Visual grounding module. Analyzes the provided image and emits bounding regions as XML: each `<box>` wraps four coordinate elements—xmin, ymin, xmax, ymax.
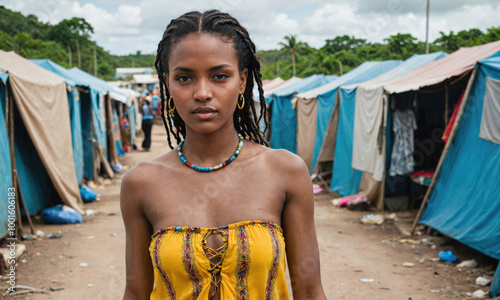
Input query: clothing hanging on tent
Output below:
<box><xmin>389</xmin><ymin>109</ymin><xmax>417</xmax><ymax>176</ymax></box>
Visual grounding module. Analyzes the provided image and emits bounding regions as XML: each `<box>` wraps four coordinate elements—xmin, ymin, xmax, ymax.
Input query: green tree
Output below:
<box><xmin>50</xmin><ymin>17</ymin><xmax>94</xmax><ymax>68</ymax></box>
<box><xmin>384</xmin><ymin>33</ymin><xmax>418</xmax><ymax>59</ymax></box>
<box><xmin>279</xmin><ymin>35</ymin><xmax>305</xmax><ymax>76</ymax></box>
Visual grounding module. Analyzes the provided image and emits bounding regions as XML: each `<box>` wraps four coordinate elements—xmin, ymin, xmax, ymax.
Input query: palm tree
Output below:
<box><xmin>279</xmin><ymin>35</ymin><xmax>304</xmax><ymax>76</ymax></box>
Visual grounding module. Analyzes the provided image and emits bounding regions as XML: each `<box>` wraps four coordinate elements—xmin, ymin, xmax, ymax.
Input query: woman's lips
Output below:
<box><xmin>192</xmin><ymin>107</ymin><xmax>218</xmax><ymax>120</ymax></box>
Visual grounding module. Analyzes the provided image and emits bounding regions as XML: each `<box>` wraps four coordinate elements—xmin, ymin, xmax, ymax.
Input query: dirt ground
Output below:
<box><xmin>1</xmin><ymin>124</ymin><xmax>497</xmax><ymax>300</ymax></box>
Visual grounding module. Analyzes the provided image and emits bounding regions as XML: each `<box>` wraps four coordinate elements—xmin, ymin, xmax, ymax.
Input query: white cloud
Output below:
<box><xmin>1</xmin><ymin>0</ymin><xmax>500</xmax><ymax>55</ymax></box>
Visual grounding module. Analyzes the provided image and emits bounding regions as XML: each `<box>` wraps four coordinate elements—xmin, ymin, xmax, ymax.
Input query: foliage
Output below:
<box><xmin>0</xmin><ymin>6</ymin><xmax>499</xmax><ymax>82</ymax></box>
<box><xmin>0</xmin><ymin>5</ymin><xmax>154</xmax><ymax>80</ymax></box>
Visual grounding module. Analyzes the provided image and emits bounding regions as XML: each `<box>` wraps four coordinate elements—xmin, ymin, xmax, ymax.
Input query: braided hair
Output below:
<box><xmin>155</xmin><ymin>10</ymin><xmax>269</xmax><ymax>149</ymax></box>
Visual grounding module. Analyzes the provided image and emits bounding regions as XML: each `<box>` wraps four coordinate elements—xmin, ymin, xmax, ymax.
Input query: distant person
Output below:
<box><xmin>120</xmin><ymin>10</ymin><xmax>326</xmax><ymax>300</ymax></box>
<box><xmin>151</xmin><ymin>89</ymin><xmax>162</xmax><ymax>119</ymax></box>
<box><xmin>140</xmin><ymin>96</ymin><xmax>154</xmax><ymax>151</ymax></box>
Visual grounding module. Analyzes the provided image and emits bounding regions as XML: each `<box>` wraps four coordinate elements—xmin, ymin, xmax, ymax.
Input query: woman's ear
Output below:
<box><xmin>239</xmin><ymin>68</ymin><xmax>248</xmax><ymax>94</ymax></box>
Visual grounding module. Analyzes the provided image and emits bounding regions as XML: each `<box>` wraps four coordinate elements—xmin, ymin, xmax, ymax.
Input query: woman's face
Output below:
<box><xmin>165</xmin><ymin>32</ymin><xmax>248</xmax><ymax>135</ymax></box>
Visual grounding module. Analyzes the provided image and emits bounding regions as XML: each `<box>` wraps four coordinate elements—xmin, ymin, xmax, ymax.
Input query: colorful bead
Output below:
<box><xmin>177</xmin><ymin>134</ymin><xmax>244</xmax><ymax>172</ymax></box>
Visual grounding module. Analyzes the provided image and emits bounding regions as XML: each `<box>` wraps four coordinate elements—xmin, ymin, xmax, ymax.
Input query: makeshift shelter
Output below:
<box><xmin>346</xmin><ymin>40</ymin><xmax>500</xmax><ymax>210</ymax></box>
<box><xmin>0</xmin><ymin>51</ymin><xmax>84</xmax><ymax>215</ymax></box>
<box><xmin>0</xmin><ymin>74</ymin><xmax>11</xmax><ymax>238</ymax></box>
<box><xmin>418</xmin><ymin>56</ymin><xmax>500</xmax><ymax>298</ymax></box>
<box><xmin>296</xmin><ymin>61</ymin><xmax>402</xmax><ymax>171</ymax></box>
<box><xmin>269</xmin><ymin>74</ymin><xmax>337</xmax><ymax>153</ymax></box>
<box><xmin>68</xmin><ymin>67</ymin><xmax>128</xmax><ymax>176</ymax></box>
<box><xmin>332</xmin><ymin>52</ymin><xmax>448</xmax><ymax>201</ymax></box>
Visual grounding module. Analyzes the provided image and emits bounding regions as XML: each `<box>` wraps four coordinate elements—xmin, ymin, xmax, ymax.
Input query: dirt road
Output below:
<box><xmin>4</xmin><ymin>124</ymin><xmax>496</xmax><ymax>299</ymax></box>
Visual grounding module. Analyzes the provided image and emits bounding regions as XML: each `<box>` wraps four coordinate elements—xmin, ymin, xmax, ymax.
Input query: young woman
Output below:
<box><xmin>121</xmin><ymin>10</ymin><xmax>326</xmax><ymax>300</ymax></box>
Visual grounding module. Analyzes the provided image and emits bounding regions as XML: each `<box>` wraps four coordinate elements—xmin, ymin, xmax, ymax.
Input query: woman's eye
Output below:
<box><xmin>176</xmin><ymin>75</ymin><xmax>191</xmax><ymax>82</ymax></box>
<box><xmin>214</xmin><ymin>74</ymin><xmax>229</xmax><ymax>80</ymax></box>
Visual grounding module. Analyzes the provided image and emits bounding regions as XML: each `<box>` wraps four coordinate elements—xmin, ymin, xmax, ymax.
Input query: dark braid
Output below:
<box><xmin>155</xmin><ymin>10</ymin><xmax>269</xmax><ymax>149</ymax></box>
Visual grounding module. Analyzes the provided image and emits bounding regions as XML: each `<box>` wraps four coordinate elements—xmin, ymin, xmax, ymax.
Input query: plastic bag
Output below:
<box><xmin>40</xmin><ymin>205</ymin><xmax>83</xmax><ymax>224</ymax></box>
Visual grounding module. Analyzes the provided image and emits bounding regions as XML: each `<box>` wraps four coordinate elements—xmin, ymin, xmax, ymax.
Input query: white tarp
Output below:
<box><xmin>479</xmin><ymin>76</ymin><xmax>500</xmax><ymax>144</ymax></box>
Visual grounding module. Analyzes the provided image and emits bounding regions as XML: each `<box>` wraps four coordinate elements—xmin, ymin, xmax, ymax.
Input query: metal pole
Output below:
<box><xmin>425</xmin><ymin>0</ymin><xmax>430</xmax><ymax>54</ymax></box>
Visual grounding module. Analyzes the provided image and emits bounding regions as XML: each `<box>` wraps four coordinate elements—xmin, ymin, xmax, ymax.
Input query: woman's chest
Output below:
<box><xmin>143</xmin><ymin>168</ymin><xmax>286</xmax><ymax>231</ymax></box>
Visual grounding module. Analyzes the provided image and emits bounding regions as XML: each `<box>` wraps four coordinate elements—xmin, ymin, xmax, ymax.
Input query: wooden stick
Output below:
<box><xmin>97</xmin><ymin>144</ymin><xmax>114</xmax><ymax>178</ymax></box>
<box><xmin>15</xmin><ymin>174</ymin><xmax>35</xmax><ymax>234</ymax></box>
<box><xmin>7</xmin><ymin>87</ymin><xmax>23</xmax><ymax>235</ymax></box>
<box><xmin>411</xmin><ymin>68</ymin><xmax>478</xmax><ymax>235</ymax></box>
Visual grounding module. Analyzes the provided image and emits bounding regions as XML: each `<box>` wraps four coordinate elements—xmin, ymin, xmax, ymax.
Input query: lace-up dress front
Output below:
<box><xmin>149</xmin><ymin>220</ymin><xmax>289</xmax><ymax>299</ymax></box>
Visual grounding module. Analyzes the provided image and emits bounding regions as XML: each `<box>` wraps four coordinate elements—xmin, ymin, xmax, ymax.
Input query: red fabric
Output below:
<box><xmin>412</xmin><ymin>170</ymin><xmax>434</xmax><ymax>178</ymax></box>
<box><xmin>442</xmin><ymin>90</ymin><xmax>465</xmax><ymax>143</ymax></box>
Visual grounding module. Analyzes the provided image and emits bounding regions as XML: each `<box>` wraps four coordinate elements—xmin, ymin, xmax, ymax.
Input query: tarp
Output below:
<box><xmin>296</xmin><ymin>60</ymin><xmax>402</xmax><ymax>172</ymax></box>
<box><xmin>419</xmin><ymin>56</ymin><xmax>500</xmax><ymax>297</ymax></box>
<box><xmin>385</xmin><ymin>40</ymin><xmax>500</xmax><ymax>94</ymax></box>
<box><xmin>0</xmin><ymin>51</ymin><xmax>84</xmax><ymax>214</ymax></box>
<box><xmin>262</xmin><ymin>77</ymin><xmax>285</xmax><ymax>91</ymax></box>
<box><xmin>329</xmin><ymin>87</ymin><xmax>363</xmax><ymax>196</ymax></box>
<box><xmin>264</xmin><ymin>76</ymin><xmax>302</xmax><ymax>104</ymax></box>
<box><xmin>68</xmin><ymin>67</ymin><xmax>129</xmax><ymax>104</ymax></box>
<box><xmin>0</xmin><ymin>79</ymin><xmax>12</xmax><ymax>238</ymax></box>
<box><xmin>269</xmin><ymin>74</ymin><xmax>337</xmax><ymax>153</ymax></box>
<box><xmin>31</xmin><ymin>59</ymin><xmax>84</xmax><ymax>185</ymax></box>
<box><xmin>352</xmin><ymin>52</ymin><xmax>448</xmax><ymax>182</ymax></box>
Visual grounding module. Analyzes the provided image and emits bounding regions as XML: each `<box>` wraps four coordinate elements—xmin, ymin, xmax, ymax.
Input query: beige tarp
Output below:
<box><xmin>0</xmin><ymin>51</ymin><xmax>84</xmax><ymax>214</ymax></box>
<box><xmin>296</xmin><ymin>97</ymin><xmax>318</xmax><ymax>168</ymax></box>
<box><xmin>263</xmin><ymin>77</ymin><xmax>285</xmax><ymax>91</ymax></box>
<box><xmin>385</xmin><ymin>40</ymin><xmax>500</xmax><ymax>94</ymax></box>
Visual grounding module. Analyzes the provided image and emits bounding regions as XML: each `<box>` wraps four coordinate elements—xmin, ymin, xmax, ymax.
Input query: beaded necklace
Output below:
<box><xmin>177</xmin><ymin>134</ymin><xmax>244</xmax><ymax>172</ymax></box>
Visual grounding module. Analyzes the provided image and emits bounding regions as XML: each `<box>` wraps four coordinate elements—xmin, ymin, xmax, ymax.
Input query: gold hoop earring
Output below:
<box><xmin>238</xmin><ymin>94</ymin><xmax>245</xmax><ymax>110</ymax></box>
<box><xmin>168</xmin><ymin>96</ymin><xmax>175</xmax><ymax>125</ymax></box>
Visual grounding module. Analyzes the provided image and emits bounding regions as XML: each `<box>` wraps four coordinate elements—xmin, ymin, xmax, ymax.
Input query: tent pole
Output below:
<box><xmin>445</xmin><ymin>85</ymin><xmax>449</xmax><ymax>125</ymax></box>
<box><xmin>411</xmin><ymin>68</ymin><xmax>478</xmax><ymax>235</ymax></box>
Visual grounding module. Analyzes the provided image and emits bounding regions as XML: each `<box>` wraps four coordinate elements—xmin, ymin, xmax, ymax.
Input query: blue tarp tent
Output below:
<box><xmin>31</xmin><ymin>60</ymin><xmax>84</xmax><ymax>184</ymax></box>
<box><xmin>0</xmin><ymin>74</ymin><xmax>11</xmax><ymax>238</ymax></box>
<box><xmin>419</xmin><ymin>57</ymin><xmax>500</xmax><ymax>297</ymax></box>
<box><xmin>0</xmin><ymin>51</ymin><xmax>84</xmax><ymax>216</ymax></box>
<box><xmin>269</xmin><ymin>74</ymin><xmax>337</xmax><ymax>153</ymax></box>
<box><xmin>295</xmin><ymin>61</ymin><xmax>402</xmax><ymax>172</ymax></box>
<box><xmin>331</xmin><ymin>52</ymin><xmax>448</xmax><ymax>196</ymax></box>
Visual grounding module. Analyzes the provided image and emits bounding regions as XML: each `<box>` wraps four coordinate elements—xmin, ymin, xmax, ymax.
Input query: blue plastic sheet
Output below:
<box><xmin>419</xmin><ymin>57</ymin><xmax>500</xmax><ymax>297</ymax></box>
<box><xmin>67</xmin><ymin>89</ymin><xmax>84</xmax><ymax>185</ymax></box>
<box><xmin>0</xmin><ymin>81</ymin><xmax>12</xmax><ymax>238</ymax></box>
<box><xmin>310</xmin><ymin>60</ymin><xmax>402</xmax><ymax>171</ymax></box>
<box><xmin>269</xmin><ymin>74</ymin><xmax>336</xmax><ymax>153</ymax></box>
<box><xmin>330</xmin><ymin>87</ymin><xmax>363</xmax><ymax>195</ymax></box>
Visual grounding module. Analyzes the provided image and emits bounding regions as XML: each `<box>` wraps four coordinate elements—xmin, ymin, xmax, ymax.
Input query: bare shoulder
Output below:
<box><xmin>120</xmin><ymin>149</ymin><xmax>178</xmax><ymax>203</ymax></box>
<box><xmin>257</xmin><ymin>146</ymin><xmax>309</xmax><ymax>176</ymax></box>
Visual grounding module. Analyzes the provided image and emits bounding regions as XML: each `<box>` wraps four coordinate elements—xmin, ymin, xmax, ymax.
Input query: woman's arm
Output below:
<box><xmin>120</xmin><ymin>164</ymin><xmax>154</xmax><ymax>300</ymax></box>
<box><xmin>279</xmin><ymin>151</ymin><xmax>327</xmax><ymax>299</ymax></box>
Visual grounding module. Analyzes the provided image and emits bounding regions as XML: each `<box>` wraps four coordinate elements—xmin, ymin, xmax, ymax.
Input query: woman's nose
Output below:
<box><xmin>193</xmin><ymin>78</ymin><xmax>213</xmax><ymax>102</ymax></box>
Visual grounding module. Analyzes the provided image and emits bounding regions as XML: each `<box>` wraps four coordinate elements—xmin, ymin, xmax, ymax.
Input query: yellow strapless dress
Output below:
<box><xmin>149</xmin><ymin>220</ymin><xmax>289</xmax><ymax>299</ymax></box>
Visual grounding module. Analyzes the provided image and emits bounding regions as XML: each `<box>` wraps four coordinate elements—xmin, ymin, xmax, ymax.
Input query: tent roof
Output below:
<box><xmin>384</xmin><ymin>40</ymin><xmax>500</xmax><ymax>94</ymax></box>
<box><xmin>264</xmin><ymin>76</ymin><xmax>302</xmax><ymax>98</ymax></box>
<box><xmin>0</xmin><ymin>51</ymin><xmax>66</xmax><ymax>86</ymax></box>
<box><xmin>272</xmin><ymin>74</ymin><xmax>336</xmax><ymax>97</ymax></box>
<box><xmin>350</xmin><ymin>52</ymin><xmax>448</xmax><ymax>90</ymax></box>
<box><xmin>297</xmin><ymin>60</ymin><xmax>402</xmax><ymax>99</ymax></box>
<box><xmin>132</xmin><ymin>74</ymin><xmax>158</xmax><ymax>84</ymax></box>
<box><xmin>263</xmin><ymin>77</ymin><xmax>285</xmax><ymax>91</ymax></box>
<box><xmin>30</xmin><ymin>59</ymin><xmax>80</xmax><ymax>87</ymax></box>
<box><xmin>68</xmin><ymin>67</ymin><xmax>128</xmax><ymax>103</ymax></box>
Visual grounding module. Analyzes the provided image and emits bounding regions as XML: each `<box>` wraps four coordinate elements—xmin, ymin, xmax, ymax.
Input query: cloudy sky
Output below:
<box><xmin>2</xmin><ymin>0</ymin><xmax>500</xmax><ymax>55</ymax></box>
